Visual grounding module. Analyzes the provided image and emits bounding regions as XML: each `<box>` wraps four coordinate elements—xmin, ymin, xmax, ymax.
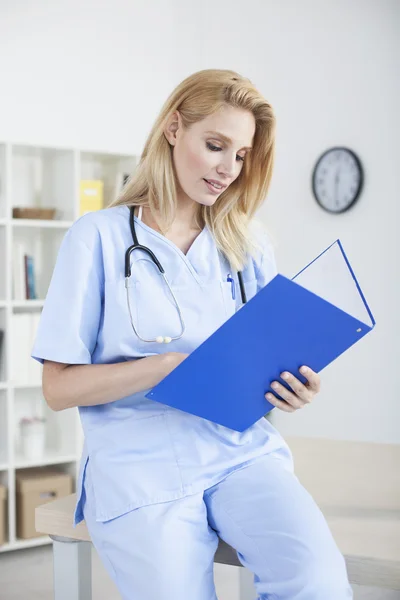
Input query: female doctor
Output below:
<box><xmin>32</xmin><ymin>69</ymin><xmax>352</xmax><ymax>600</ymax></box>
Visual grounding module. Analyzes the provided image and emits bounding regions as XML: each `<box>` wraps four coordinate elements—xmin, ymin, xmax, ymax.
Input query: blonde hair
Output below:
<box><xmin>108</xmin><ymin>69</ymin><xmax>276</xmax><ymax>271</ymax></box>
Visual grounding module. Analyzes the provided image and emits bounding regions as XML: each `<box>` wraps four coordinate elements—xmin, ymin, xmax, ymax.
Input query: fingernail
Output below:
<box><xmin>281</xmin><ymin>372</ymin><xmax>289</xmax><ymax>380</ymax></box>
<box><xmin>271</xmin><ymin>382</ymin><xmax>279</xmax><ymax>389</ymax></box>
<box><xmin>300</xmin><ymin>366</ymin><xmax>308</xmax><ymax>374</ymax></box>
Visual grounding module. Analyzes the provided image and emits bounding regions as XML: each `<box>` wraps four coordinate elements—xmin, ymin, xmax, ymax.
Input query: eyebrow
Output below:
<box><xmin>205</xmin><ymin>130</ymin><xmax>253</xmax><ymax>151</ymax></box>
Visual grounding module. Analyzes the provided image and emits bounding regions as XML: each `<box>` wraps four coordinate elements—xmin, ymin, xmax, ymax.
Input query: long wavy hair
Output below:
<box><xmin>108</xmin><ymin>68</ymin><xmax>276</xmax><ymax>271</ymax></box>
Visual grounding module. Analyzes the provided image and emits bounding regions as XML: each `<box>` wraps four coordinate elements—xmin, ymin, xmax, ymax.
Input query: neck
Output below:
<box><xmin>141</xmin><ymin>198</ymin><xmax>203</xmax><ymax>234</ymax></box>
<box><xmin>173</xmin><ymin>198</ymin><xmax>202</xmax><ymax>231</ymax></box>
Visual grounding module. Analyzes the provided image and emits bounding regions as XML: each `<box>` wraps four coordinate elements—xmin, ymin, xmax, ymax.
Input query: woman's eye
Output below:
<box><xmin>206</xmin><ymin>142</ymin><xmax>245</xmax><ymax>163</ymax></box>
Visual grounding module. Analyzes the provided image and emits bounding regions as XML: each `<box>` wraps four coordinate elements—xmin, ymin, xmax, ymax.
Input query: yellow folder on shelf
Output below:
<box><xmin>79</xmin><ymin>180</ymin><xmax>104</xmax><ymax>216</ymax></box>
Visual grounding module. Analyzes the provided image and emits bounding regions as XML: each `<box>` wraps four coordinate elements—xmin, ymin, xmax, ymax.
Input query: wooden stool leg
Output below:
<box><xmin>238</xmin><ymin>566</ymin><xmax>256</xmax><ymax>600</ymax></box>
<box><xmin>50</xmin><ymin>535</ymin><xmax>92</xmax><ymax>600</ymax></box>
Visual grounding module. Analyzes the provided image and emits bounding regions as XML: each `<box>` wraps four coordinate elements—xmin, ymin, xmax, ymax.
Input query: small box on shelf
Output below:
<box><xmin>79</xmin><ymin>180</ymin><xmax>104</xmax><ymax>216</ymax></box>
<box><xmin>12</xmin><ymin>207</ymin><xmax>57</xmax><ymax>220</ymax></box>
<box><xmin>16</xmin><ymin>468</ymin><xmax>73</xmax><ymax>539</ymax></box>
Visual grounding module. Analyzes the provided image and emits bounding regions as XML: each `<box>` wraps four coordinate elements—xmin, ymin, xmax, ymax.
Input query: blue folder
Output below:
<box><xmin>146</xmin><ymin>240</ymin><xmax>376</xmax><ymax>431</ymax></box>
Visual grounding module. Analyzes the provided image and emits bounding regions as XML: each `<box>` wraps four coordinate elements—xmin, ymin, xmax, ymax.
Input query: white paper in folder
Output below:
<box><xmin>292</xmin><ymin>240</ymin><xmax>374</xmax><ymax>327</ymax></box>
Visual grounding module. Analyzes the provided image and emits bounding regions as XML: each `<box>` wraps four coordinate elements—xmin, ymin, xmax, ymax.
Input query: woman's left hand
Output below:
<box><xmin>265</xmin><ymin>366</ymin><xmax>321</xmax><ymax>413</ymax></box>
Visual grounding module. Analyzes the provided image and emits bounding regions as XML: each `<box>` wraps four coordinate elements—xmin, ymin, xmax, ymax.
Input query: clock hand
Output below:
<box><xmin>334</xmin><ymin>170</ymin><xmax>340</xmax><ymax>207</ymax></box>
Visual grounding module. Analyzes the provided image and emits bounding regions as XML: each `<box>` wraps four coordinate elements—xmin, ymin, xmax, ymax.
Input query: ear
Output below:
<box><xmin>164</xmin><ymin>110</ymin><xmax>181</xmax><ymax>146</ymax></box>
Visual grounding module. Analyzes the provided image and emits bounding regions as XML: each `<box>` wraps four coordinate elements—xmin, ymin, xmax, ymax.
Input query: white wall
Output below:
<box><xmin>1</xmin><ymin>0</ymin><xmax>398</xmax><ymax>443</ymax></box>
<box><xmin>0</xmin><ymin>0</ymin><xmax>177</xmax><ymax>154</ymax></box>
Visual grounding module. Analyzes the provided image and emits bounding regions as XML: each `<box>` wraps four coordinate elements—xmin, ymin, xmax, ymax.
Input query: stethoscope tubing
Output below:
<box><xmin>124</xmin><ymin>206</ymin><xmax>247</xmax><ymax>343</ymax></box>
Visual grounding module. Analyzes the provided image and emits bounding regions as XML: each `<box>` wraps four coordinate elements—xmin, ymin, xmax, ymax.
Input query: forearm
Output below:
<box><xmin>44</xmin><ymin>353</ymin><xmax>178</xmax><ymax>411</ymax></box>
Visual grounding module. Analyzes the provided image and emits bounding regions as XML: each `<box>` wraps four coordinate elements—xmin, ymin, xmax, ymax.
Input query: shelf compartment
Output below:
<box><xmin>0</xmin><ymin>309</ymin><xmax>7</xmax><ymax>382</ymax></box>
<box><xmin>80</xmin><ymin>149</ymin><xmax>137</xmax><ymax>210</ymax></box>
<box><xmin>10</xmin><ymin>307</ymin><xmax>43</xmax><ymax>385</ymax></box>
<box><xmin>0</xmin><ymin>391</ymin><xmax>8</xmax><ymax>466</ymax></box>
<box><xmin>14</xmin><ymin>388</ymin><xmax>78</xmax><ymax>461</ymax></box>
<box><xmin>11</xmin><ymin>145</ymin><xmax>76</xmax><ymax>222</ymax></box>
<box><xmin>11</xmin><ymin>224</ymin><xmax>66</xmax><ymax>301</ymax></box>
<box><xmin>0</xmin><ymin>143</ymin><xmax>7</xmax><ymax>220</ymax></box>
<box><xmin>0</xmin><ymin>225</ymin><xmax>6</xmax><ymax>301</ymax></box>
<box><xmin>0</xmin><ymin>470</ymin><xmax>9</xmax><ymax>548</ymax></box>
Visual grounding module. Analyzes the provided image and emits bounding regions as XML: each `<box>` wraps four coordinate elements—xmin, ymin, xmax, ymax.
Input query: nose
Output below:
<box><xmin>217</xmin><ymin>153</ymin><xmax>237</xmax><ymax>181</ymax></box>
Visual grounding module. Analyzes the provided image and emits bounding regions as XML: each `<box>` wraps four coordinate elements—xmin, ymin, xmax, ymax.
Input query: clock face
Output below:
<box><xmin>312</xmin><ymin>147</ymin><xmax>363</xmax><ymax>213</ymax></box>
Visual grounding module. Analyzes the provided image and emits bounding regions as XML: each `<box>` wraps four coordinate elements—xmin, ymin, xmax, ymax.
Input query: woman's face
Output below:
<box><xmin>165</xmin><ymin>105</ymin><xmax>255</xmax><ymax>208</ymax></box>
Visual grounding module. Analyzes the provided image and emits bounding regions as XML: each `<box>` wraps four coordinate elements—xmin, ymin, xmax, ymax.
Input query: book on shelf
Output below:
<box><xmin>114</xmin><ymin>172</ymin><xmax>130</xmax><ymax>202</ymax></box>
<box><xmin>13</xmin><ymin>241</ymin><xmax>25</xmax><ymax>301</ymax></box>
<box><xmin>13</xmin><ymin>242</ymin><xmax>38</xmax><ymax>301</ymax></box>
<box><xmin>24</xmin><ymin>255</ymin><xmax>37</xmax><ymax>300</ymax></box>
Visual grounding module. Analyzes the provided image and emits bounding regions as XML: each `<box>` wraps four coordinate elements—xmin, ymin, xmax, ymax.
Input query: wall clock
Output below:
<box><xmin>312</xmin><ymin>147</ymin><xmax>363</xmax><ymax>213</ymax></box>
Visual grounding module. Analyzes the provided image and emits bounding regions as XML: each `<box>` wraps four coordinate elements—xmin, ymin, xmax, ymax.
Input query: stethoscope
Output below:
<box><xmin>125</xmin><ymin>205</ymin><xmax>247</xmax><ymax>344</ymax></box>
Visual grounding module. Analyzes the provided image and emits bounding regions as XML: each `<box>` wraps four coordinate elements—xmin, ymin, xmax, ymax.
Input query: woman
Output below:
<box><xmin>32</xmin><ymin>69</ymin><xmax>352</xmax><ymax>599</ymax></box>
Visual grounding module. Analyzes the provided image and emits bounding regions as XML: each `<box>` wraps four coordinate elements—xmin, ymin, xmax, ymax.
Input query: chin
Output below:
<box><xmin>196</xmin><ymin>197</ymin><xmax>219</xmax><ymax>208</ymax></box>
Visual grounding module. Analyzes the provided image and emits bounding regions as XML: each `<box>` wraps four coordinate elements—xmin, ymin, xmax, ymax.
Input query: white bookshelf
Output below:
<box><xmin>0</xmin><ymin>141</ymin><xmax>138</xmax><ymax>552</ymax></box>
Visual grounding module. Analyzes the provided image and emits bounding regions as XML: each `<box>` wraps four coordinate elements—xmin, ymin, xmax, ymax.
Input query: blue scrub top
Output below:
<box><xmin>32</xmin><ymin>205</ymin><xmax>291</xmax><ymax>524</ymax></box>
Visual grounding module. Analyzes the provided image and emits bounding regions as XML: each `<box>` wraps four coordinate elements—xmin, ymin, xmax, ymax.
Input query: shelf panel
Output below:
<box><xmin>12</xmin><ymin>300</ymin><xmax>44</xmax><ymax>309</ymax></box>
<box><xmin>81</xmin><ymin>149</ymin><xmax>136</xmax><ymax>163</ymax></box>
<box><xmin>11</xmin><ymin>219</ymin><xmax>73</xmax><ymax>229</ymax></box>
<box><xmin>11</xmin><ymin>381</ymin><xmax>42</xmax><ymax>389</ymax></box>
<box><xmin>0</xmin><ymin>535</ymin><xmax>51</xmax><ymax>553</ymax></box>
<box><xmin>0</xmin><ymin>463</ymin><xmax>8</xmax><ymax>471</ymax></box>
<box><xmin>15</xmin><ymin>453</ymin><xmax>78</xmax><ymax>469</ymax></box>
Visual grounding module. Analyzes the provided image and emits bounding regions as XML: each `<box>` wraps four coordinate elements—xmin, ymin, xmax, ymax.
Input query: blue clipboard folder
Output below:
<box><xmin>146</xmin><ymin>239</ymin><xmax>376</xmax><ymax>432</ymax></box>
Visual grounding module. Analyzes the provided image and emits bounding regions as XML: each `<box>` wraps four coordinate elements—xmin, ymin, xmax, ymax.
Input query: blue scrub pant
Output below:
<box><xmin>82</xmin><ymin>451</ymin><xmax>353</xmax><ymax>600</ymax></box>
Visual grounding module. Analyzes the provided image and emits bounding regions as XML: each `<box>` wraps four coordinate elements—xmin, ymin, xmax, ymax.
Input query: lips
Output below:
<box><xmin>204</xmin><ymin>179</ymin><xmax>226</xmax><ymax>190</ymax></box>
